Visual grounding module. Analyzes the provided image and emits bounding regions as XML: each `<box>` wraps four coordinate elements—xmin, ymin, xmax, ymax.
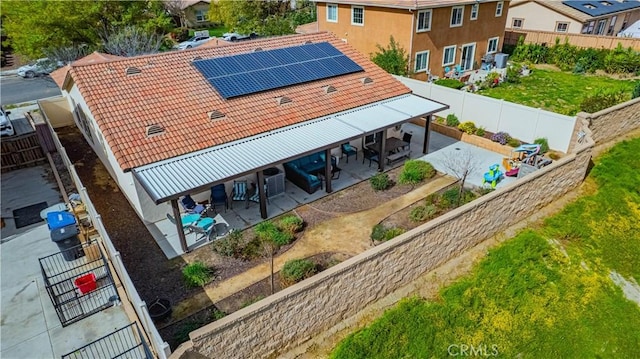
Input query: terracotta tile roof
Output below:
<box><xmin>296</xmin><ymin>22</ymin><xmax>319</xmax><ymax>34</ymax></box>
<box><xmin>66</xmin><ymin>32</ymin><xmax>411</xmax><ymax>171</ymax></box>
<box><xmin>198</xmin><ymin>37</ymin><xmax>234</xmax><ymax>48</ymax></box>
<box><xmin>314</xmin><ymin>0</ymin><xmax>497</xmax><ymax>9</ymax></box>
<box><xmin>50</xmin><ymin>52</ymin><xmax>125</xmax><ymax>88</ymax></box>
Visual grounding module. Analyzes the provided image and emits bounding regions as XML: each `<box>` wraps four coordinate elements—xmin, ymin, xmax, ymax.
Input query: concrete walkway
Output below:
<box><xmin>170</xmin><ymin>175</ymin><xmax>456</xmax><ymax>321</ymax></box>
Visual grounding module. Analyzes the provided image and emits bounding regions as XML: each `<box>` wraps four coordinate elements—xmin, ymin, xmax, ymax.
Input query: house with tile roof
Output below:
<box><xmin>50</xmin><ymin>31</ymin><xmax>447</xmax><ymax>253</ymax></box>
<box><xmin>507</xmin><ymin>0</ymin><xmax>640</xmax><ymax>35</ymax></box>
<box><xmin>311</xmin><ymin>0</ymin><xmax>510</xmax><ymax>80</ymax></box>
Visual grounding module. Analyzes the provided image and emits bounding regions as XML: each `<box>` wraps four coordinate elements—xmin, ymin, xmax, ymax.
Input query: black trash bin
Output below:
<box><xmin>50</xmin><ymin>224</ymin><xmax>84</xmax><ymax>261</ymax></box>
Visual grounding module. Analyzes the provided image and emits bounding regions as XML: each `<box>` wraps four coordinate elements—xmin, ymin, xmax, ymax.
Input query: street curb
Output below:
<box><xmin>0</xmin><ymin>70</ymin><xmax>20</xmax><ymax>77</ymax></box>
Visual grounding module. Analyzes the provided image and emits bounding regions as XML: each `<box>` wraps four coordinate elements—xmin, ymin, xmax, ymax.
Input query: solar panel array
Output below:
<box><xmin>193</xmin><ymin>42</ymin><xmax>364</xmax><ymax>99</ymax></box>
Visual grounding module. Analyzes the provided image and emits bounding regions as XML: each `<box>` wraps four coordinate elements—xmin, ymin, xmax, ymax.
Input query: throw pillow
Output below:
<box><xmin>344</xmin><ymin>144</ymin><xmax>352</xmax><ymax>151</ymax></box>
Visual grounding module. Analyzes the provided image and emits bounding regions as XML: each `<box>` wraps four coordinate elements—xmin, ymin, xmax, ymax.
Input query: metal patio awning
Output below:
<box><xmin>133</xmin><ymin>94</ymin><xmax>448</xmax><ymax>203</ymax></box>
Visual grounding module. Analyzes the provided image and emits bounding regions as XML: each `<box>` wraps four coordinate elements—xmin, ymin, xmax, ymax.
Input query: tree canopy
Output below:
<box><xmin>2</xmin><ymin>0</ymin><xmax>172</xmax><ymax>59</ymax></box>
<box><xmin>370</xmin><ymin>36</ymin><xmax>409</xmax><ymax>76</ymax></box>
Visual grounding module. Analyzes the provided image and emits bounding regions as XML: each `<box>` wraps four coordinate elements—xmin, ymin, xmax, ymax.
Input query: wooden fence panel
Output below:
<box><xmin>1</xmin><ymin>133</ymin><xmax>46</xmax><ymax>172</ymax></box>
<box><xmin>504</xmin><ymin>29</ymin><xmax>640</xmax><ymax>50</ymax></box>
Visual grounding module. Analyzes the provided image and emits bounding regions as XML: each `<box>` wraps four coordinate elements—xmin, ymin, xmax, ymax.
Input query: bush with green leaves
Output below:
<box><xmin>475</xmin><ymin>127</ymin><xmax>486</xmax><ymax>137</ymax></box>
<box><xmin>370</xmin><ymin>36</ymin><xmax>409</xmax><ymax>76</ymax></box>
<box><xmin>371</xmin><ymin>223</ymin><xmax>405</xmax><ymax>242</ymax></box>
<box><xmin>603</xmin><ymin>44</ymin><xmax>640</xmax><ymax>74</ymax></box>
<box><xmin>409</xmin><ymin>204</ymin><xmax>438</xmax><ymax>222</ymax></box>
<box><xmin>255</xmin><ymin>220</ymin><xmax>294</xmax><ymax>246</ymax></box>
<box><xmin>277</xmin><ymin>215</ymin><xmax>304</xmax><ymax>236</ymax></box>
<box><xmin>633</xmin><ymin>81</ymin><xmax>640</xmax><ymax>99</ymax></box>
<box><xmin>458</xmin><ymin>121</ymin><xmax>477</xmax><ymax>134</ymax></box>
<box><xmin>579</xmin><ymin>88</ymin><xmax>629</xmax><ymax>113</ymax></box>
<box><xmin>445</xmin><ymin>114</ymin><xmax>460</xmax><ymax>127</ymax></box>
<box><xmin>398</xmin><ymin>160</ymin><xmax>436</xmax><ymax>185</ymax></box>
<box><xmin>370</xmin><ymin>172</ymin><xmax>391</xmax><ymax>191</ymax></box>
<box><xmin>507</xmin><ymin>138</ymin><xmax>521</xmax><ymax>147</ymax></box>
<box><xmin>182</xmin><ymin>261</ymin><xmax>214</xmax><ymax>288</ymax></box>
<box><xmin>505</xmin><ymin>65</ymin><xmax>521</xmax><ymax>84</ymax></box>
<box><xmin>212</xmin><ymin>229</ymin><xmax>244</xmax><ymax>258</ymax></box>
<box><xmin>438</xmin><ymin>188</ymin><xmax>476</xmax><ymax>209</ymax></box>
<box><xmin>534</xmin><ymin>138</ymin><xmax>550</xmax><ymax>153</ymax></box>
<box><xmin>384</xmin><ymin>227</ymin><xmax>406</xmax><ymax>241</ymax></box>
<box><xmin>434</xmin><ymin>78</ymin><xmax>465</xmax><ymax>89</ymax></box>
<box><xmin>280</xmin><ymin>259</ymin><xmax>317</xmax><ymax>285</ymax></box>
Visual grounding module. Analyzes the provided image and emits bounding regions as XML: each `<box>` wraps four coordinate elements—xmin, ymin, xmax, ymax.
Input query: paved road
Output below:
<box><xmin>0</xmin><ymin>75</ymin><xmax>62</xmax><ymax>106</ymax></box>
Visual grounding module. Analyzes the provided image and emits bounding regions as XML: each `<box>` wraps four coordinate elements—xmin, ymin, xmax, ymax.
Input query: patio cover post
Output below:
<box><xmin>423</xmin><ymin>115</ymin><xmax>432</xmax><ymax>154</ymax></box>
<box><xmin>170</xmin><ymin>199</ymin><xmax>188</xmax><ymax>253</ymax></box>
<box><xmin>378</xmin><ymin>129</ymin><xmax>387</xmax><ymax>172</ymax></box>
<box><xmin>257</xmin><ymin>170</ymin><xmax>267</xmax><ymax>219</ymax></box>
<box><xmin>324</xmin><ymin>148</ymin><xmax>332</xmax><ymax>193</ymax></box>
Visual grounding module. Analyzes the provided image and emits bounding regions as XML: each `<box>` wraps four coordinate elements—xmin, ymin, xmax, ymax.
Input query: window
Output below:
<box><xmin>195</xmin><ymin>10</ymin><xmax>208</xmax><ymax>22</ymax></box>
<box><xmin>608</xmin><ymin>15</ymin><xmax>617</xmax><ymax>35</ymax></box>
<box><xmin>451</xmin><ymin>6</ymin><xmax>464</xmax><ymax>27</ymax></box>
<box><xmin>415</xmin><ymin>51</ymin><xmax>430</xmax><ymax>72</ymax></box>
<box><xmin>584</xmin><ymin>4</ymin><xmax>596</xmax><ymax>9</ymax></box>
<box><xmin>582</xmin><ymin>21</ymin><xmax>595</xmax><ymax>34</ymax></box>
<box><xmin>487</xmin><ymin>37</ymin><xmax>499</xmax><ymax>53</ymax></box>
<box><xmin>351</xmin><ymin>6</ymin><xmax>364</xmax><ymax>25</ymax></box>
<box><xmin>443</xmin><ymin>46</ymin><xmax>456</xmax><ymax>66</ymax></box>
<box><xmin>327</xmin><ymin>4</ymin><xmax>338</xmax><ymax>22</ymax></box>
<box><xmin>496</xmin><ymin>1</ymin><xmax>504</xmax><ymax>16</ymax></box>
<box><xmin>555</xmin><ymin>22</ymin><xmax>569</xmax><ymax>32</ymax></box>
<box><xmin>596</xmin><ymin>19</ymin><xmax>607</xmax><ymax>35</ymax></box>
<box><xmin>74</xmin><ymin>105</ymin><xmax>94</xmax><ymax>144</ymax></box>
<box><xmin>417</xmin><ymin>10</ymin><xmax>432</xmax><ymax>32</ymax></box>
<box><xmin>471</xmin><ymin>3</ymin><xmax>479</xmax><ymax>20</ymax></box>
<box><xmin>512</xmin><ymin>18</ymin><xmax>523</xmax><ymax>28</ymax></box>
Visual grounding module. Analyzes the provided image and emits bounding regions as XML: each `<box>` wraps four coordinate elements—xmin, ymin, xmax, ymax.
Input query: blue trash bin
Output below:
<box><xmin>47</xmin><ymin>211</ymin><xmax>76</xmax><ymax>230</ymax></box>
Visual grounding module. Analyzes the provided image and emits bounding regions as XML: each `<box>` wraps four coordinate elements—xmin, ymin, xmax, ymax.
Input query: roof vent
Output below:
<box><xmin>145</xmin><ymin>124</ymin><xmax>165</xmax><ymax>137</ymax></box>
<box><xmin>208</xmin><ymin>110</ymin><xmax>226</xmax><ymax>120</ymax></box>
<box><xmin>361</xmin><ymin>77</ymin><xmax>374</xmax><ymax>84</ymax></box>
<box><xmin>277</xmin><ymin>96</ymin><xmax>293</xmax><ymax>105</ymax></box>
<box><xmin>324</xmin><ymin>85</ymin><xmax>337</xmax><ymax>94</ymax></box>
<box><xmin>304</xmin><ymin>40</ymin><xmax>313</xmax><ymax>44</ymax></box>
<box><xmin>193</xmin><ymin>56</ymin><xmax>203</xmax><ymax>61</ymax></box>
<box><xmin>125</xmin><ymin>67</ymin><xmax>142</xmax><ymax>76</ymax></box>
<box><xmin>253</xmin><ymin>47</ymin><xmax>263</xmax><ymax>52</ymax></box>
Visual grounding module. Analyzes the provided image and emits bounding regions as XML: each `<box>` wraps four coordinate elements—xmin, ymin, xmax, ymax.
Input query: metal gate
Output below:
<box><xmin>61</xmin><ymin>322</ymin><xmax>153</xmax><ymax>359</ymax></box>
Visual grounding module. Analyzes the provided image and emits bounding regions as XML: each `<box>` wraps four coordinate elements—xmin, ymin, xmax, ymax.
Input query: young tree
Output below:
<box><xmin>101</xmin><ymin>26</ymin><xmax>163</xmax><ymax>57</ymax></box>
<box><xmin>370</xmin><ymin>36</ymin><xmax>409</xmax><ymax>76</ymax></box>
<box><xmin>439</xmin><ymin>149</ymin><xmax>479</xmax><ymax>206</ymax></box>
<box><xmin>209</xmin><ymin>0</ymin><xmax>297</xmax><ymax>36</ymax></box>
<box><xmin>43</xmin><ymin>45</ymin><xmax>91</xmax><ymax>65</ymax></box>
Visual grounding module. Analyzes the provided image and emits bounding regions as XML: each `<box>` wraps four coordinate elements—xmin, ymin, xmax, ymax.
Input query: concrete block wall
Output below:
<box><xmin>577</xmin><ymin>97</ymin><xmax>640</xmax><ymax>146</ymax></box>
<box><xmin>184</xmin><ymin>141</ymin><xmax>594</xmax><ymax>359</ymax></box>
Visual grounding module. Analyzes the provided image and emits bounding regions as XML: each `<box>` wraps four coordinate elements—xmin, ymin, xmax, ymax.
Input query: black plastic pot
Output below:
<box><xmin>148</xmin><ymin>298</ymin><xmax>172</xmax><ymax>322</ymax></box>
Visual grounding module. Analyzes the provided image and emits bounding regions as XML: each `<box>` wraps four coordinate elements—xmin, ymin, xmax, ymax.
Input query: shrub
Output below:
<box><xmin>398</xmin><ymin>160</ymin><xmax>436</xmax><ymax>185</ymax></box>
<box><xmin>212</xmin><ymin>229</ymin><xmax>243</xmax><ymax>257</ymax></box>
<box><xmin>409</xmin><ymin>204</ymin><xmax>438</xmax><ymax>222</ymax></box>
<box><xmin>384</xmin><ymin>227</ymin><xmax>406</xmax><ymax>241</ymax></box>
<box><xmin>483</xmin><ymin>72</ymin><xmax>501</xmax><ymax>87</ymax></box>
<box><xmin>182</xmin><ymin>261</ymin><xmax>214</xmax><ymax>288</ymax></box>
<box><xmin>434</xmin><ymin>78</ymin><xmax>465</xmax><ymax>89</ymax></box>
<box><xmin>491</xmin><ymin>131</ymin><xmax>511</xmax><ymax>145</ymax></box>
<box><xmin>505</xmin><ymin>65</ymin><xmax>521</xmax><ymax>84</ymax></box>
<box><xmin>603</xmin><ymin>44</ymin><xmax>640</xmax><ymax>74</ymax></box>
<box><xmin>277</xmin><ymin>215</ymin><xmax>304</xmax><ymax>236</ymax></box>
<box><xmin>255</xmin><ymin>220</ymin><xmax>294</xmax><ymax>246</ymax></box>
<box><xmin>475</xmin><ymin>127</ymin><xmax>486</xmax><ymax>137</ymax></box>
<box><xmin>280</xmin><ymin>259</ymin><xmax>317</xmax><ymax>285</ymax></box>
<box><xmin>633</xmin><ymin>81</ymin><xmax>640</xmax><ymax>99</ymax></box>
<box><xmin>507</xmin><ymin>138</ymin><xmax>521</xmax><ymax>147</ymax></box>
<box><xmin>534</xmin><ymin>138</ymin><xmax>550</xmax><ymax>153</ymax></box>
<box><xmin>438</xmin><ymin>188</ymin><xmax>476</xmax><ymax>209</ymax></box>
<box><xmin>579</xmin><ymin>89</ymin><xmax>628</xmax><ymax>113</ymax></box>
<box><xmin>371</xmin><ymin>223</ymin><xmax>387</xmax><ymax>242</ymax></box>
<box><xmin>370</xmin><ymin>172</ymin><xmax>391</xmax><ymax>191</ymax></box>
<box><xmin>445</xmin><ymin>114</ymin><xmax>460</xmax><ymax>127</ymax></box>
<box><xmin>458</xmin><ymin>121</ymin><xmax>477</xmax><ymax>134</ymax></box>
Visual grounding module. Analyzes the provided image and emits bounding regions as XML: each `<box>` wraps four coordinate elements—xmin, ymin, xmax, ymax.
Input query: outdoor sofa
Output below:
<box><xmin>283</xmin><ymin>151</ymin><xmax>336</xmax><ymax>194</ymax></box>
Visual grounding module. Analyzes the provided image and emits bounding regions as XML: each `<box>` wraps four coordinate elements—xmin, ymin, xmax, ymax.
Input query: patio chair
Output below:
<box><xmin>230</xmin><ymin>180</ymin><xmax>249</xmax><ymax>209</ymax></box>
<box><xmin>362</xmin><ymin>148</ymin><xmax>380</xmax><ymax>167</ymax></box>
<box><xmin>180</xmin><ymin>195</ymin><xmax>205</xmax><ymax>214</ymax></box>
<box><xmin>341</xmin><ymin>143</ymin><xmax>358</xmax><ymax>163</ymax></box>
<box><xmin>402</xmin><ymin>132</ymin><xmax>412</xmax><ymax>151</ymax></box>
<box><xmin>209</xmin><ymin>184</ymin><xmax>228</xmax><ymax>213</ymax></box>
<box><xmin>187</xmin><ymin>222</ymin><xmax>215</xmax><ymax>242</ymax></box>
<box><xmin>249</xmin><ymin>183</ymin><xmax>269</xmax><ymax>205</ymax></box>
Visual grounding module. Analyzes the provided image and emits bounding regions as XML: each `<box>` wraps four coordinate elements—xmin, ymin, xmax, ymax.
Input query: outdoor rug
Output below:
<box><xmin>13</xmin><ymin>201</ymin><xmax>48</xmax><ymax>228</ymax></box>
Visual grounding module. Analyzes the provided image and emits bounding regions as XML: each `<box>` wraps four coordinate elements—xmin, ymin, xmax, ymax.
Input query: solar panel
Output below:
<box><xmin>193</xmin><ymin>42</ymin><xmax>364</xmax><ymax>99</ymax></box>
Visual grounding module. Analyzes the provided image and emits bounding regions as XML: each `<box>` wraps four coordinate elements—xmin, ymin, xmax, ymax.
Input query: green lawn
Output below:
<box><xmin>477</xmin><ymin>69</ymin><xmax>637</xmax><ymax>116</ymax></box>
<box><xmin>331</xmin><ymin>138</ymin><xmax>640</xmax><ymax>359</ymax></box>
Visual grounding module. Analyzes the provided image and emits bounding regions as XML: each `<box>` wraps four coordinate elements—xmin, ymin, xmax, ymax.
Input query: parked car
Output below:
<box><xmin>222</xmin><ymin>32</ymin><xmax>257</xmax><ymax>41</ymax></box>
<box><xmin>17</xmin><ymin>58</ymin><xmax>63</xmax><ymax>78</ymax></box>
<box><xmin>174</xmin><ymin>35</ymin><xmax>211</xmax><ymax>50</ymax></box>
<box><xmin>0</xmin><ymin>108</ymin><xmax>14</xmax><ymax>137</ymax></box>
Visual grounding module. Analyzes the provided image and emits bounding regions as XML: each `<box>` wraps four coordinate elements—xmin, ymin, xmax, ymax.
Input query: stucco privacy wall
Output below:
<box><xmin>396</xmin><ymin>76</ymin><xmax>576</xmax><ymax>152</ymax></box>
<box><xmin>577</xmin><ymin>97</ymin><xmax>640</xmax><ymax>146</ymax></box>
<box><xmin>186</xmin><ymin>140</ymin><xmax>593</xmax><ymax>358</ymax></box>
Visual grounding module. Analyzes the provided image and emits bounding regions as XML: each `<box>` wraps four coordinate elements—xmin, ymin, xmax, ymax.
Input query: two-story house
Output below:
<box><xmin>314</xmin><ymin>0</ymin><xmax>510</xmax><ymax>80</ymax></box>
<box><xmin>507</xmin><ymin>0</ymin><xmax>640</xmax><ymax>36</ymax></box>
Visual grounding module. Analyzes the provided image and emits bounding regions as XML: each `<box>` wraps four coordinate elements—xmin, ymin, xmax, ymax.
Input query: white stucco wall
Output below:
<box><xmin>507</xmin><ymin>2</ymin><xmax>582</xmax><ymax>33</ymax></box>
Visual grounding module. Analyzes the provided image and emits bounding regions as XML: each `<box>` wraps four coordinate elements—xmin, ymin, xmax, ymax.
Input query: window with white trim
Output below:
<box><xmin>496</xmin><ymin>1</ymin><xmax>504</xmax><ymax>16</ymax></box>
<box><xmin>556</xmin><ymin>22</ymin><xmax>569</xmax><ymax>32</ymax></box>
<box><xmin>607</xmin><ymin>15</ymin><xmax>617</xmax><ymax>35</ymax></box>
<box><xmin>351</xmin><ymin>6</ymin><xmax>364</xmax><ymax>25</ymax></box>
<box><xmin>595</xmin><ymin>19</ymin><xmax>607</xmax><ymax>35</ymax></box>
<box><xmin>451</xmin><ymin>6</ymin><xmax>464</xmax><ymax>27</ymax></box>
<box><xmin>417</xmin><ymin>9</ymin><xmax>432</xmax><ymax>32</ymax></box>
<box><xmin>195</xmin><ymin>10</ymin><xmax>209</xmax><ymax>22</ymax></box>
<box><xmin>487</xmin><ymin>37</ymin><xmax>499</xmax><ymax>54</ymax></box>
<box><xmin>471</xmin><ymin>3</ymin><xmax>479</xmax><ymax>20</ymax></box>
<box><xmin>443</xmin><ymin>46</ymin><xmax>456</xmax><ymax>66</ymax></box>
<box><xmin>512</xmin><ymin>18</ymin><xmax>523</xmax><ymax>28</ymax></box>
<box><xmin>327</xmin><ymin>4</ymin><xmax>338</xmax><ymax>22</ymax></box>
<box><xmin>415</xmin><ymin>50</ymin><xmax>430</xmax><ymax>72</ymax></box>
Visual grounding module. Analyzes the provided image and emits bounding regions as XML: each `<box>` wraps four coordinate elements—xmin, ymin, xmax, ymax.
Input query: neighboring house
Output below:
<box><xmin>314</xmin><ymin>0</ymin><xmax>510</xmax><ymax>80</ymax></box>
<box><xmin>50</xmin><ymin>32</ymin><xmax>446</xmax><ymax>252</ymax></box>
<box><xmin>507</xmin><ymin>0</ymin><xmax>640</xmax><ymax>36</ymax></box>
<box><xmin>618</xmin><ymin>18</ymin><xmax>640</xmax><ymax>37</ymax></box>
<box><xmin>174</xmin><ymin>0</ymin><xmax>212</xmax><ymax>28</ymax></box>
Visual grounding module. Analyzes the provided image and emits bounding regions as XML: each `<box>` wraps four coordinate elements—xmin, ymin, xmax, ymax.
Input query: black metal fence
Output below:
<box><xmin>39</xmin><ymin>240</ymin><xmax>119</xmax><ymax>327</ymax></box>
<box><xmin>62</xmin><ymin>322</ymin><xmax>153</xmax><ymax>359</ymax></box>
